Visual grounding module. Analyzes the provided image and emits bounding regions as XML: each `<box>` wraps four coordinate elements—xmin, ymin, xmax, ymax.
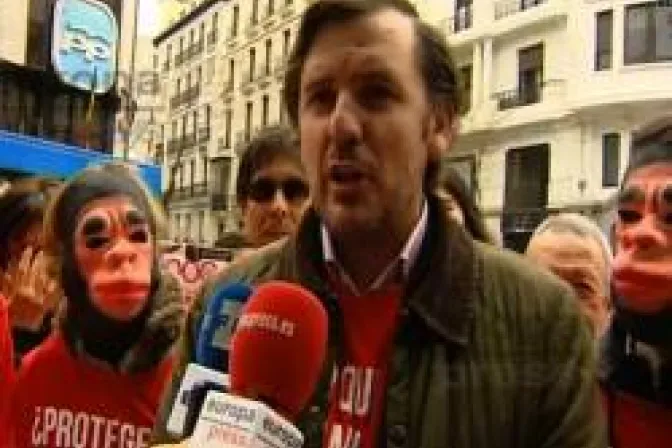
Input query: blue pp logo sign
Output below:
<box><xmin>52</xmin><ymin>0</ymin><xmax>118</xmax><ymax>94</ymax></box>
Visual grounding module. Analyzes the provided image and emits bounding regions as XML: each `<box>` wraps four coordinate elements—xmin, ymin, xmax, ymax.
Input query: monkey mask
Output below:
<box><xmin>51</xmin><ymin>166</ymin><xmax>161</xmax><ymax>367</ymax></box>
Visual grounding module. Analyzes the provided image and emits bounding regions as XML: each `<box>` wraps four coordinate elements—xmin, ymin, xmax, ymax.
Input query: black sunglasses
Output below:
<box><xmin>248</xmin><ymin>178</ymin><xmax>309</xmax><ymax>203</ymax></box>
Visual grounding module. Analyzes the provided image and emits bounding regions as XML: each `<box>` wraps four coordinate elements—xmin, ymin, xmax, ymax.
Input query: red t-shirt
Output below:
<box><xmin>0</xmin><ymin>295</ymin><xmax>15</xmax><ymax>445</ymax></box>
<box><xmin>323</xmin><ymin>286</ymin><xmax>402</xmax><ymax>448</ymax></box>
<box><xmin>10</xmin><ymin>333</ymin><xmax>174</xmax><ymax>448</ymax></box>
<box><xmin>603</xmin><ymin>388</ymin><xmax>672</xmax><ymax>448</ymax></box>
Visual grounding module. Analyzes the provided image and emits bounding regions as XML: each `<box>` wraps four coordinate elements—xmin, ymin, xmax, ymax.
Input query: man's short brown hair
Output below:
<box><xmin>282</xmin><ymin>0</ymin><xmax>465</xmax><ymax>190</ymax></box>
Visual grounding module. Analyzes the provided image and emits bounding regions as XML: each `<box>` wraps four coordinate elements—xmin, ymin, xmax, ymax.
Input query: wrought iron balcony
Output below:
<box><xmin>211</xmin><ymin>193</ymin><xmax>231</xmax><ymax>211</ymax></box>
<box><xmin>274</xmin><ymin>56</ymin><xmax>288</xmax><ymax>80</ymax></box>
<box><xmin>495</xmin><ymin>0</ymin><xmax>547</xmax><ymax>20</ymax></box>
<box><xmin>207</xmin><ymin>30</ymin><xmax>218</xmax><ymax>47</ymax></box>
<box><xmin>199</xmin><ymin>127</ymin><xmax>210</xmax><ymax>143</ymax></box>
<box><xmin>495</xmin><ymin>86</ymin><xmax>542</xmax><ymax>111</ymax></box>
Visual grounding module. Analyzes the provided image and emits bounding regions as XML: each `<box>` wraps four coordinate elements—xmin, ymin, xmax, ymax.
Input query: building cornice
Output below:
<box><xmin>153</xmin><ymin>0</ymin><xmax>225</xmax><ymax>47</ymax></box>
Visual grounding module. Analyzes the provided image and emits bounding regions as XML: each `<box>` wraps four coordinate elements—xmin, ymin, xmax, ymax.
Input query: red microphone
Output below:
<box><xmin>229</xmin><ymin>281</ymin><xmax>329</xmax><ymax>422</ymax></box>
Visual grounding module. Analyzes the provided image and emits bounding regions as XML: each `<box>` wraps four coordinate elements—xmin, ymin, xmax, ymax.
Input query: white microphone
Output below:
<box><xmin>166</xmin><ymin>363</ymin><xmax>230</xmax><ymax>438</ymax></box>
<box><xmin>187</xmin><ymin>390</ymin><xmax>303</xmax><ymax>448</ymax></box>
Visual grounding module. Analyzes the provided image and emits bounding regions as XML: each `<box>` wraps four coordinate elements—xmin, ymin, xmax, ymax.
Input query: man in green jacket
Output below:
<box><xmin>153</xmin><ymin>1</ymin><xmax>604</xmax><ymax>446</ymax></box>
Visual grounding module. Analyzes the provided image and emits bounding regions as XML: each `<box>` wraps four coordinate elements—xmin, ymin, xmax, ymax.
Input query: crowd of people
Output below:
<box><xmin>1</xmin><ymin>1</ymin><xmax>671</xmax><ymax>447</ymax></box>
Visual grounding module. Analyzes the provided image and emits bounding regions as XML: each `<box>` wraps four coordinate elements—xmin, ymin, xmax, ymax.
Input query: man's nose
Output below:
<box><xmin>621</xmin><ymin>213</ymin><xmax>668</xmax><ymax>251</ymax></box>
<box><xmin>327</xmin><ymin>92</ymin><xmax>363</xmax><ymax>149</ymax></box>
<box><xmin>269</xmin><ymin>189</ymin><xmax>290</xmax><ymax>216</ymax></box>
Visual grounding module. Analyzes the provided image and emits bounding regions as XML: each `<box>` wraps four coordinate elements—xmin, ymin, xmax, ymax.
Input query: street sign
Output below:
<box><xmin>51</xmin><ymin>0</ymin><xmax>118</xmax><ymax>94</ymax></box>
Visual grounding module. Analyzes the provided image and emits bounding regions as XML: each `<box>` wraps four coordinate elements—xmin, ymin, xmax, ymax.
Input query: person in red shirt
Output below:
<box><xmin>0</xmin><ymin>293</ymin><xmax>15</xmax><ymax>445</ymax></box>
<box><xmin>9</xmin><ymin>163</ymin><xmax>185</xmax><ymax>448</ymax></box>
<box><xmin>601</xmin><ymin>118</ymin><xmax>672</xmax><ymax>448</ymax></box>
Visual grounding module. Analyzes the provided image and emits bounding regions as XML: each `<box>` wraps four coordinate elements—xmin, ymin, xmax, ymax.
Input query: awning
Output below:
<box><xmin>0</xmin><ymin>130</ymin><xmax>161</xmax><ymax>195</ymax></box>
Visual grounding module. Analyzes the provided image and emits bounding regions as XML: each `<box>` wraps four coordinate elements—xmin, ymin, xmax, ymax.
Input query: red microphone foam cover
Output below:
<box><xmin>229</xmin><ymin>281</ymin><xmax>328</xmax><ymax>421</ymax></box>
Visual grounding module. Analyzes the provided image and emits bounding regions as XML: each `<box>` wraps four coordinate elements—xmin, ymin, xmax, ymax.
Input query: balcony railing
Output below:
<box><xmin>274</xmin><ymin>56</ymin><xmax>288</xmax><ymax>79</ymax></box>
<box><xmin>442</xmin><ymin>6</ymin><xmax>473</xmax><ymax>34</ymax></box>
<box><xmin>218</xmin><ymin>137</ymin><xmax>232</xmax><ymax>151</ymax></box>
<box><xmin>501</xmin><ymin>207</ymin><xmax>548</xmax><ymax>233</ymax></box>
<box><xmin>182</xmin><ymin>132</ymin><xmax>197</xmax><ymax>150</ymax></box>
<box><xmin>170</xmin><ymin>95</ymin><xmax>181</xmax><ymax>110</ymax></box>
<box><xmin>167</xmin><ymin>138</ymin><xmax>181</xmax><ymax>154</ymax></box>
<box><xmin>495</xmin><ymin>86</ymin><xmax>542</xmax><ymax>111</ymax></box>
<box><xmin>199</xmin><ymin>127</ymin><xmax>211</xmax><ymax>143</ymax></box>
<box><xmin>240</xmin><ymin>70</ymin><xmax>257</xmax><ymax>94</ymax></box>
<box><xmin>188</xmin><ymin>41</ymin><xmax>204</xmax><ymax>59</ymax></box>
<box><xmin>495</xmin><ymin>0</ymin><xmax>547</xmax><ymax>20</ymax></box>
<box><xmin>211</xmin><ymin>193</ymin><xmax>231</xmax><ymax>211</ymax></box>
<box><xmin>245</xmin><ymin>22</ymin><xmax>259</xmax><ymax>38</ymax></box>
<box><xmin>279</xmin><ymin>2</ymin><xmax>294</xmax><ymax>18</ymax></box>
<box><xmin>207</xmin><ymin>30</ymin><xmax>218</xmax><ymax>47</ymax></box>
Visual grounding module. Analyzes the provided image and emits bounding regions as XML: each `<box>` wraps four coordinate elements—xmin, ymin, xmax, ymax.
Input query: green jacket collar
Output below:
<box><xmin>274</xmin><ymin>194</ymin><xmax>480</xmax><ymax>348</ymax></box>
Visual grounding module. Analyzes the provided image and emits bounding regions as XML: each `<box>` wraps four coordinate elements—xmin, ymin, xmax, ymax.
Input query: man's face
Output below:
<box><xmin>614</xmin><ymin>163</ymin><xmax>672</xmax><ymax>313</ymax></box>
<box><xmin>298</xmin><ymin>10</ymin><xmax>448</xmax><ymax>237</ymax></box>
<box><xmin>526</xmin><ymin>231</ymin><xmax>609</xmax><ymax>337</ymax></box>
<box><xmin>242</xmin><ymin>157</ymin><xmax>309</xmax><ymax>248</ymax></box>
<box><xmin>74</xmin><ymin>196</ymin><xmax>153</xmax><ymax>321</ymax></box>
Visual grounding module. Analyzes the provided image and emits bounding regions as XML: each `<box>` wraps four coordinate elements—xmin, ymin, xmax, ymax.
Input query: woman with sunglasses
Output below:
<box><xmin>235</xmin><ymin>125</ymin><xmax>310</xmax><ymax>251</ymax></box>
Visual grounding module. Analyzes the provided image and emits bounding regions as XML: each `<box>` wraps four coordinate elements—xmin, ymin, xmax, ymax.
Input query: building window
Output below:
<box><xmin>252</xmin><ymin>0</ymin><xmax>259</xmax><ymax>24</ymax></box>
<box><xmin>279</xmin><ymin>89</ymin><xmax>287</xmax><ymax>123</ymax></box>
<box><xmin>283</xmin><ymin>29</ymin><xmax>291</xmax><ymax>57</ymax></box>
<box><xmin>265</xmin><ymin>39</ymin><xmax>272</xmax><ymax>75</ymax></box>
<box><xmin>249</xmin><ymin>47</ymin><xmax>256</xmax><ymax>81</ymax></box>
<box><xmin>190</xmin><ymin>159</ymin><xmax>196</xmax><ymax>187</ymax></box>
<box><xmin>262</xmin><ymin>94</ymin><xmax>269</xmax><ymax>126</ymax></box>
<box><xmin>198</xmin><ymin>211</ymin><xmax>205</xmax><ymax>243</ymax></box>
<box><xmin>199</xmin><ymin>22</ymin><xmax>205</xmax><ymax>43</ymax></box>
<box><xmin>268</xmin><ymin>0</ymin><xmax>275</xmax><ymax>16</ymax></box>
<box><xmin>454</xmin><ymin>0</ymin><xmax>472</xmax><ymax>32</ymax></box>
<box><xmin>625</xmin><ymin>2</ymin><xmax>672</xmax><ymax>64</ymax></box>
<box><xmin>185</xmin><ymin>214</ymin><xmax>192</xmax><ymax>241</ymax></box>
<box><xmin>518</xmin><ymin>43</ymin><xmax>544</xmax><ymax>105</ymax></box>
<box><xmin>602</xmin><ymin>133</ymin><xmax>620</xmax><ymax>187</ymax></box>
<box><xmin>595</xmin><ymin>10</ymin><xmax>613</xmax><ymax>70</ymax></box>
<box><xmin>232</xmin><ymin>5</ymin><xmax>239</xmax><ymax>37</ymax></box>
<box><xmin>190</xmin><ymin>29</ymin><xmax>195</xmax><ymax>45</ymax></box>
<box><xmin>186</xmin><ymin>73</ymin><xmax>191</xmax><ymax>89</ymax></box>
<box><xmin>176</xmin><ymin>78</ymin><xmax>181</xmax><ymax>95</ymax></box>
<box><xmin>202</xmin><ymin>155</ymin><xmax>209</xmax><ymax>185</ymax></box>
<box><xmin>225</xmin><ymin>109</ymin><xmax>233</xmax><ymax>147</ymax></box>
<box><xmin>166</xmin><ymin>44</ymin><xmax>172</xmax><ymax>69</ymax></box>
<box><xmin>206</xmin><ymin>57</ymin><xmax>215</xmax><ymax>84</ymax></box>
<box><xmin>459</xmin><ymin>65</ymin><xmax>472</xmax><ymax>112</ymax></box>
<box><xmin>196</xmin><ymin>66</ymin><xmax>202</xmax><ymax>87</ymax></box>
<box><xmin>153</xmin><ymin>54</ymin><xmax>158</xmax><ymax>70</ymax></box>
<box><xmin>503</xmin><ymin>144</ymin><xmax>550</xmax><ymax>252</ymax></box>
<box><xmin>228</xmin><ymin>58</ymin><xmax>235</xmax><ymax>88</ymax></box>
<box><xmin>245</xmin><ymin>101</ymin><xmax>253</xmax><ymax>141</ymax></box>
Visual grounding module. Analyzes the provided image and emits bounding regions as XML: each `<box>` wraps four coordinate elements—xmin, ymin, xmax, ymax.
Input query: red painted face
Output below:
<box><xmin>74</xmin><ymin>196</ymin><xmax>153</xmax><ymax>321</ymax></box>
<box><xmin>614</xmin><ymin>163</ymin><xmax>672</xmax><ymax>313</ymax></box>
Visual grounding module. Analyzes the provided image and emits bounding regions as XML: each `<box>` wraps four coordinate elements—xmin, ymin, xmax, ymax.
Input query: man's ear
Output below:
<box><xmin>427</xmin><ymin>107</ymin><xmax>459</xmax><ymax>162</ymax></box>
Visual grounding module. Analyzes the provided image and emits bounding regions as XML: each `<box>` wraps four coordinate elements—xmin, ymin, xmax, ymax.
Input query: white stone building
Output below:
<box><xmin>151</xmin><ymin>0</ymin><xmax>307</xmax><ymax>245</ymax></box>
<box><xmin>437</xmin><ymin>0</ymin><xmax>672</xmax><ymax>250</ymax></box>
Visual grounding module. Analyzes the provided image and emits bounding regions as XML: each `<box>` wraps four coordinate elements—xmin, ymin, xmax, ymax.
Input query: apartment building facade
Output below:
<box><xmin>438</xmin><ymin>0</ymin><xmax>672</xmax><ymax>250</ymax></box>
<box><xmin>152</xmin><ymin>0</ymin><xmax>306</xmax><ymax>245</ymax></box>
